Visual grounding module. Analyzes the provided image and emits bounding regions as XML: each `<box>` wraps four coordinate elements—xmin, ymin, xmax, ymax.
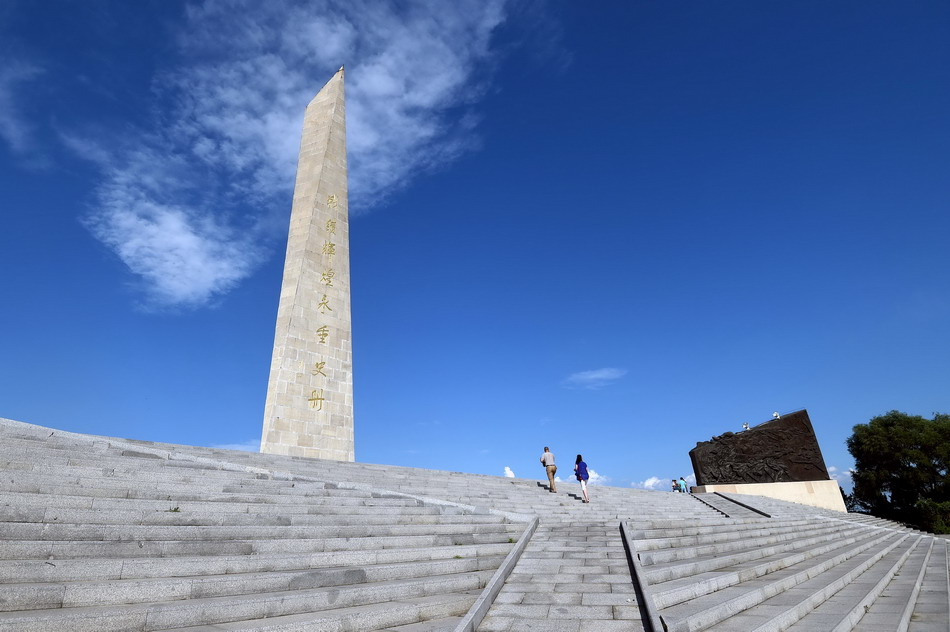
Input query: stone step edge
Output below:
<box><xmin>0</xmin><ymin>532</ymin><xmax>518</xmax><ymax>561</ymax></box>
<box><xmin>629</xmin><ymin>518</ymin><xmax>799</xmax><ymax>541</ymax></box>
<box><xmin>638</xmin><ymin>521</ymin><xmax>867</xmax><ymax>566</ymax></box>
<box><xmin>0</xmin><ymin>419</ymin><xmax>536</xmax><ymax>526</ymax></box>
<box><xmin>632</xmin><ymin>519</ymin><xmax>824</xmax><ymax>550</ymax></box>
<box><xmin>452</xmin><ymin>516</ymin><xmax>538</xmax><ymax>632</ymax></box>
<box><xmin>1</xmin><ymin>554</ymin><xmax>509</xmax><ymax>611</ymax></box>
<box><xmin>661</xmin><ymin>531</ymin><xmax>906</xmax><ymax>632</ymax></box>
<box><xmin>712</xmin><ymin>492</ymin><xmax>772</xmax><ymax>518</ymax></box>
<box><xmin>650</xmin><ymin>527</ymin><xmax>893</xmax><ymax>609</ymax></box>
<box><xmin>748</xmin><ymin>533</ymin><xmax>919</xmax><ymax>632</ymax></box>
<box><xmin>0</xmin><ymin>542</ymin><xmax>515</xmax><ymax>583</ymax></box>
<box><xmin>895</xmin><ymin>537</ymin><xmax>937</xmax><ymax>632</ymax></box>
<box><xmin>646</xmin><ymin>522</ymin><xmax>875</xmax><ymax>586</ymax></box>
<box><xmin>830</xmin><ymin>535</ymin><xmax>928</xmax><ymax>632</ymax></box>
<box><xmin>817</xmin><ymin>514</ymin><xmax>918</xmax><ymax>536</ymax></box>
<box><xmin>620</xmin><ymin>519</ymin><xmax>664</xmax><ymax>632</ymax></box>
<box><xmin>687</xmin><ymin>494</ymin><xmax>728</xmax><ymax>518</ymax></box>
<box><xmin>0</xmin><ymin>569</ymin><xmax>492</xmax><ymax>631</ymax></box>
<box><xmin>0</xmin><ymin>521</ymin><xmax>521</xmax><ymax>543</ymax></box>
<box><xmin>167</xmin><ymin>591</ymin><xmax>477</xmax><ymax>632</ymax></box>
<box><xmin>0</xmin><ymin>418</ymin><xmax>543</xmax><ymax>491</ymax></box>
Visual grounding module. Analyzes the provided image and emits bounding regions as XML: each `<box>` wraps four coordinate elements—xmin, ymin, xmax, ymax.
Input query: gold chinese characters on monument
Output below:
<box><xmin>308</xmin><ymin>194</ymin><xmax>339</xmax><ymax>412</ymax></box>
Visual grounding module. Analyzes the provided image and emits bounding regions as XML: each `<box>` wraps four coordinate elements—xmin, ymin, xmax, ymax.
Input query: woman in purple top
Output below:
<box><xmin>574</xmin><ymin>455</ymin><xmax>590</xmax><ymax>503</ymax></box>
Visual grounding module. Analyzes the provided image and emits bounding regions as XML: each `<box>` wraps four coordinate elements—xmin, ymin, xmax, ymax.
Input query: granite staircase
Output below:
<box><xmin>1</xmin><ymin>417</ymin><xmax>948</xmax><ymax>631</ymax></box>
<box><xmin>0</xmin><ymin>420</ymin><xmax>524</xmax><ymax>631</ymax></box>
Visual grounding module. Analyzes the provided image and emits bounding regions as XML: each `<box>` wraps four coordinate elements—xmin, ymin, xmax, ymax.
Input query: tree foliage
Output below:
<box><xmin>847</xmin><ymin>410</ymin><xmax>950</xmax><ymax>533</ymax></box>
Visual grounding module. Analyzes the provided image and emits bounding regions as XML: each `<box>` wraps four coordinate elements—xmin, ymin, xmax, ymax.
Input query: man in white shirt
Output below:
<box><xmin>540</xmin><ymin>447</ymin><xmax>557</xmax><ymax>493</ymax></box>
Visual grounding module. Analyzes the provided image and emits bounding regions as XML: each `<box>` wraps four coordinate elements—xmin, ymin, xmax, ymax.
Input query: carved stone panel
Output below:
<box><xmin>689</xmin><ymin>410</ymin><xmax>831</xmax><ymax>486</ymax></box>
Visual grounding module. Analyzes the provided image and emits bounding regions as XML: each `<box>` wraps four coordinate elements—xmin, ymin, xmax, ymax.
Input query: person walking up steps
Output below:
<box><xmin>540</xmin><ymin>447</ymin><xmax>557</xmax><ymax>493</ymax></box>
<box><xmin>575</xmin><ymin>454</ymin><xmax>590</xmax><ymax>503</ymax></box>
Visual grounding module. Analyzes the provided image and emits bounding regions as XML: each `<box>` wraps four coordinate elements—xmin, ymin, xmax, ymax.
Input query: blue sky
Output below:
<box><xmin>2</xmin><ymin>1</ymin><xmax>949</xmax><ymax>493</ymax></box>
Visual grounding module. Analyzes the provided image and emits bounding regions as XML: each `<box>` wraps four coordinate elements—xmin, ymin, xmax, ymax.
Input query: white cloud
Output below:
<box><xmin>555</xmin><ymin>468</ymin><xmax>610</xmax><ymax>486</ymax></box>
<box><xmin>561</xmin><ymin>368</ymin><xmax>628</xmax><ymax>390</ymax></box>
<box><xmin>828</xmin><ymin>465</ymin><xmax>853</xmax><ymax>486</ymax></box>
<box><xmin>503</xmin><ymin>466</ymin><xmax>515</xmax><ymax>478</ymax></box>
<box><xmin>632</xmin><ymin>476</ymin><xmax>664</xmax><ymax>490</ymax></box>
<box><xmin>0</xmin><ymin>61</ymin><xmax>43</xmax><ymax>154</ymax></box>
<box><xmin>72</xmin><ymin>0</ymin><xmax>509</xmax><ymax>308</ymax></box>
<box><xmin>210</xmin><ymin>439</ymin><xmax>261</xmax><ymax>452</ymax></box>
<box><xmin>632</xmin><ymin>474</ymin><xmax>694</xmax><ymax>490</ymax></box>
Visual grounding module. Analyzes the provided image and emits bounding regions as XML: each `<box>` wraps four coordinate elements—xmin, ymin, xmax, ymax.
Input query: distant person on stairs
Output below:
<box><xmin>575</xmin><ymin>455</ymin><xmax>591</xmax><ymax>503</ymax></box>
<box><xmin>540</xmin><ymin>447</ymin><xmax>557</xmax><ymax>493</ymax></box>
<box><xmin>671</xmin><ymin>479</ymin><xmax>678</xmax><ymax>492</ymax></box>
<box><xmin>678</xmin><ymin>477</ymin><xmax>688</xmax><ymax>493</ymax></box>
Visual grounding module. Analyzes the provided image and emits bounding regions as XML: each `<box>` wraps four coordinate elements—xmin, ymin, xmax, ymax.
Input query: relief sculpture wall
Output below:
<box><xmin>689</xmin><ymin>410</ymin><xmax>831</xmax><ymax>486</ymax></box>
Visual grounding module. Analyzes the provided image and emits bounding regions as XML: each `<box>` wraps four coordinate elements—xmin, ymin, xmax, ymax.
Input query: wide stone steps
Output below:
<box><xmin>638</xmin><ymin>520</ymin><xmax>871</xmax><ymax>566</ymax></box>
<box><xmin>0</xmin><ymin>542</ymin><xmax>513</xmax><ymax>585</ymax></box>
<box><xmin>0</xmin><ymin>504</ymin><xmax>450</xmax><ymax>528</ymax></box>
<box><xmin>625</xmin><ymin>515</ymin><xmax>762</xmax><ymax>531</ymax></box>
<box><xmin>0</xmin><ymin>530</ymin><xmax>518</xmax><ymax>560</ymax></box>
<box><xmin>0</xmin><ymin>555</ymin><xmax>506</xmax><ymax>611</ymax></box>
<box><xmin>169</xmin><ymin>592</ymin><xmax>478</xmax><ymax>632</ymax></box>
<box><xmin>690</xmin><ymin>492</ymin><xmax>768</xmax><ymax>519</ymax></box>
<box><xmin>0</xmin><ymin>419</ymin><xmax>527</xmax><ymax>631</ymax></box>
<box><xmin>0</xmin><ymin>493</ymin><xmax>450</xmax><ymax>517</ymax></box>
<box><xmin>631</xmin><ymin>518</ymin><xmax>813</xmax><ymax>550</ymax></box>
<box><xmin>0</xmin><ymin>472</ymin><xmax>385</xmax><ymax>501</ymax></box>
<box><xmin>478</xmin><ymin>520</ymin><xmax>643</xmax><ymax>631</ymax></box>
<box><xmin>642</xmin><ymin>521</ymin><xmax>877</xmax><ymax>587</ymax></box>
<box><xmin>0</xmin><ymin>521</ymin><xmax>522</xmax><ymax>542</ymax></box>
<box><xmin>1</xmin><ymin>488</ymin><xmax>422</xmax><ymax>510</ymax></box>
<box><xmin>654</xmin><ymin>530</ymin><xmax>909</xmax><ymax>632</ymax></box>
<box><xmin>0</xmin><ymin>571</ymin><xmax>492</xmax><ymax>632</ymax></box>
<box><xmin>4</xmin><ymin>417</ymin><xmax>949</xmax><ymax>631</ymax></box>
<box><xmin>778</xmin><ymin>535</ymin><xmax>930</xmax><ymax>632</ymax></box>
<box><xmin>904</xmin><ymin>537</ymin><xmax>950</xmax><ymax>632</ymax></box>
<box><xmin>384</xmin><ymin>615</ymin><xmax>463</xmax><ymax>632</ymax></box>
<box><xmin>647</xmin><ymin>526</ymin><xmax>890</xmax><ymax>611</ymax></box>
<box><xmin>699</xmin><ymin>534</ymin><xmax>917</xmax><ymax>630</ymax></box>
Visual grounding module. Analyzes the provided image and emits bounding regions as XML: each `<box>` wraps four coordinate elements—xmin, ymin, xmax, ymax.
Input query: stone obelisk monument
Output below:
<box><xmin>261</xmin><ymin>67</ymin><xmax>354</xmax><ymax>461</ymax></box>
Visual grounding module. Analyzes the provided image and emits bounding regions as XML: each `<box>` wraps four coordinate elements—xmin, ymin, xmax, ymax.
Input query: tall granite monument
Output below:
<box><xmin>261</xmin><ymin>68</ymin><xmax>354</xmax><ymax>461</ymax></box>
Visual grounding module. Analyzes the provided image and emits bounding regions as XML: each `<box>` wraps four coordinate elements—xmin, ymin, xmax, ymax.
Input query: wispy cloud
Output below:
<box><xmin>504</xmin><ymin>466</ymin><xmax>515</xmax><ymax>478</ymax></box>
<box><xmin>0</xmin><ymin>61</ymin><xmax>43</xmax><ymax>155</ymax></box>
<box><xmin>561</xmin><ymin>368</ymin><xmax>628</xmax><ymax>390</ymax></box>
<box><xmin>70</xmin><ymin>0</ymin><xmax>508</xmax><ymax>308</ymax></box>
<box><xmin>210</xmin><ymin>439</ymin><xmax>260</xmax><ymax>452</ymax></box>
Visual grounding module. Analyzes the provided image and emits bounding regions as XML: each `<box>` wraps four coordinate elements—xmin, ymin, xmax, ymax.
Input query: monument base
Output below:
<box><xmin>692</xmin><ymin>479</ymin><xmax>846</xmax><ymax>513</ymax></box>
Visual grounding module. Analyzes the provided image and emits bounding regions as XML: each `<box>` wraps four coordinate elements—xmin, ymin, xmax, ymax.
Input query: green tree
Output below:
<box><xmin>846</xmin><ymin>410</ymin><xmax>950</xmax><ymax>532</ymax></box>
<box><xmin>839</xmin><ymin>486</ymin><xmax>860</xmax><ymax>513</ymax></box>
